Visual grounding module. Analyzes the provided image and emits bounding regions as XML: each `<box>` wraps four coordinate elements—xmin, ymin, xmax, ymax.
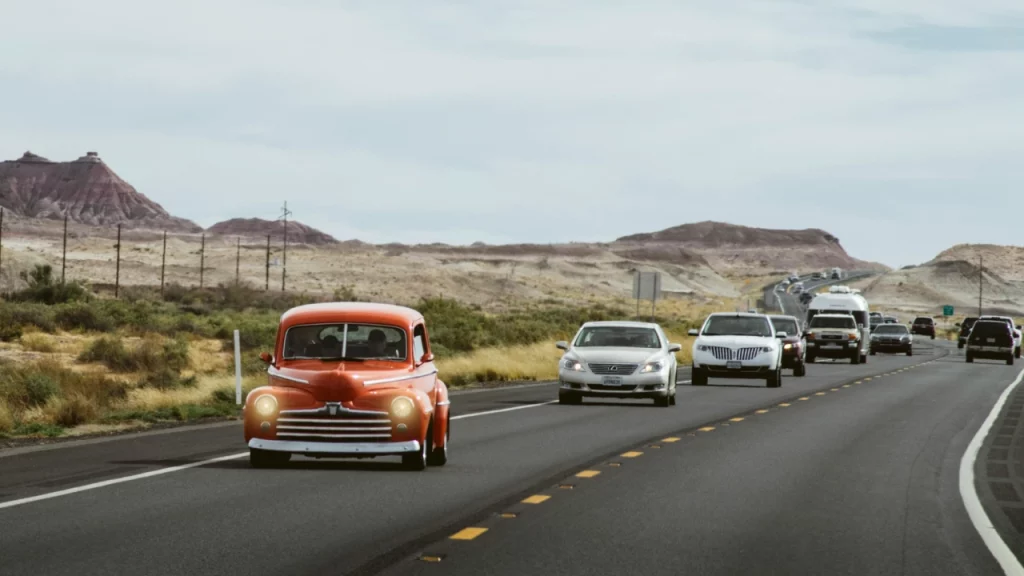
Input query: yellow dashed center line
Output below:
<box><xmin>755</xmin><ymin>409</ymin><xmax>770</xmax><ymax>414</ymax></box>
<box><xmin>621</xmin><ymin>451</ymin><xmax>643</xmax><ymax>458</ymax></box>
<box><xmin>831</xmin><ymin>388</ymin><xmax>839</xmax><ymax>391</ymax></box>
<box><xmin>854</xmin><ymin>380</ymin><xmax>862</xmax><ymax>384</ymax></box>
<box><xmin>842</xmin><ymin>384</ymin><xmax>850</xmax><ymax>388</ymax></box>
<box><xmin>798</xmin><ymin>397</ymin><xmax>810</xmax><ymax>401</ymax></box>
<box><xmin>662</xmin><ymin>437</ymin><xmax>681</xmax><ymax>443</ymax></box>
<box><xmin>451</xmin><ymin>527</ymin><xmax>488</xmax><ymax>540</ymax></box>
<box><xmin>864</xmin><ymin>377</ymin><xmax>872</xmax><ymax>381</ymax></box>
<box><xmin>698</xmin><ymin>426</ymin><xmax>716</xmax><ymax>432</ymax></box>
<box><xmin>729</xmin><ymin>417</ymin><xmax>745</xmax><ymax>422</ymax></box>
<box><xmin>815</xmin><ymin>392</ymin><xmax>826</xmax><ymax>396</ymax></box>
<box><xmin>576</xmin><ymin>470</ymin><xmax>601</xmax><ymax>478</ymax></box>
<box><xmin>778</xmin><ymin>403</ymin><xmax>791</xmax><ymax>407</ymax></box>
<box><xmin>522</xmin><ymin>495</ymin><xmax>550</xmax><ymax>504</ymax></box>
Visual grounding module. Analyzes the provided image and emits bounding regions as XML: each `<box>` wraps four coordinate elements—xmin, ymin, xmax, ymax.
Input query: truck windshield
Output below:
<box><xmin>810</xmin><ymin>316</ymin><xmax>856</xmax><ymax>329</ymax></box>
<box><xmin>283</xmin><ymin>323</ymin><xmax>408</xmax><ymax>360</ymax></box>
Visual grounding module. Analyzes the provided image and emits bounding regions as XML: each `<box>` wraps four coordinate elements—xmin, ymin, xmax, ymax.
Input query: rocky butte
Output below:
<box><xmin>206</xmin><ymin>217</ymin><xmax>339</xmax><ymax>246</ymax></box>
<box><xmin>0</xmin><ymin>151</ymin><xmax>201</xmax><ymax>232</ymax></box>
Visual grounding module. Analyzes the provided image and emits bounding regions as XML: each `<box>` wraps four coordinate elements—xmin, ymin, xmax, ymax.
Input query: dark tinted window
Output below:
<box><xmin>971</xmin><ymin>321</ymin><xmax>1010</xmax><ymax>338</ymax></box>
<box><xmin>809</xmin><ymin>315</ymin><xmax>856</xmax><ymax>329</ymax></box>
<box><xmin>913</xmin><ymin>317</ymin><xmax>933</xmax><ymax>324</ymax></box>
<box><xmin>575</xmin><ymin>326</ymin><xmax>661</xmax><ymax>348</ymax></box>
<box><xmin>874</xmin><ymin>325</ymin><xmax>908</xmax><ymax>334</ymax></box>
<box><xmin>702</xmin><ymin>315</ymin><xmax>772</xmax><ymax>337</ymax></box>
<box><xmin>769</xmin><ymin>317</ymin><xmax>799</xmax><ymax>335</ymax></box>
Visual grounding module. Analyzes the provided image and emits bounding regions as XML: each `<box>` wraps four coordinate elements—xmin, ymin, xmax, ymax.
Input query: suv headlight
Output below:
<box><xmin>760</xmin><ymin>347</ymin><xmax>772</xmax><ymax>353</ymax></box>
<box><xmin>562</xmin><ymin>358</ymin><xmax>584</xmax><ymax>371</ymax></box>
<box><xmin>640</xmin><ymin>361</ymin><xmax>663</xmax><ymax>373</ymax></box>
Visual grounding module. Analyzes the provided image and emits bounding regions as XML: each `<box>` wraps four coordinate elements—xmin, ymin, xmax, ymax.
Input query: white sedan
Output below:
<box><xmin>556</xmin><ymin>321</ymin><xmax>681</xmax><ymax>407</ymax></box>
<box><xmin>688</xmin><ymin>312</ymin><xmax>786</xmax><ymax>388</ymax></box>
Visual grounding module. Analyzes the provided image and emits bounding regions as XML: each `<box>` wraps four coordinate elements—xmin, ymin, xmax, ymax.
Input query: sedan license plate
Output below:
<box><xmin>726</xmin><ymin>360</ymin><xmax>742</xmax><ymax>370</ymax></box>
<box><xmin>822</xmin><ymin>344</ymin><xmax>842</xmax><ymax>349</ymax></box>
<box><xmin>987</xmin><ymin>337</ymin><xmax>996</xmax><ymax>343</ymax></box>
<box><xmin>601</xmin><ymin>376</ymin><xmax>623</xmax><ymax>386</ymax></box>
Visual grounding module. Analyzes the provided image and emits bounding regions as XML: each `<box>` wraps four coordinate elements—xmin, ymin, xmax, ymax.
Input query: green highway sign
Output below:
<box><xmin>943</xmin><ymin>305</ymin><xmax>954</xmax><ymax>316</ymax></box>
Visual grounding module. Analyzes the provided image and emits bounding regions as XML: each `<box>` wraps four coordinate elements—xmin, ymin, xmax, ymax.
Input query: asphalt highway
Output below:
<box><xmin>1</xmin><ymin>340</ymin><xmax>1021</xmax><ymax>575</ymax></box>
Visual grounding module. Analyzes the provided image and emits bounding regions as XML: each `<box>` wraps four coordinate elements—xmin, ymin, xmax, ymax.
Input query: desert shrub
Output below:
<box><xmin>5</xmin><ymin>264</ymin><xmax>90</xmax><ymax>305</ymax></box>
<box><xmin>46</xmin><ymin>393</ymin><xmax>98</xmax><ymax>427</ymax></box>
<box><xmin>138</xmin><ymin>367</ymin><xmax>198</xmax><ymax>390</ymax></box>
<box><xmin>0</xmin><ymin>302</ymin><xmax>57</xmax><ymax>333</ymax></box>
<box><xmin>0</xmin><ymin>400</ymin><xmax>13</xmax><ymax>434</ymax></box>
<box><xmin>0</xmin><ymin>358</ymin><xmax>123</xmax><ymax>414</ymax></box>
<box><xmin>78</xmin><ymin>334</ymin><xmax>190</xmax><ymax>373</ymax></box>
<box><xmin>20</xmin><ymin>332</ymin><xmax>56</xmax><ymax>353</ymax></box>
<box><xmin>55</xmin><ymin>302</ymin><xmax>114</xmax><ymax>332</ymax></box>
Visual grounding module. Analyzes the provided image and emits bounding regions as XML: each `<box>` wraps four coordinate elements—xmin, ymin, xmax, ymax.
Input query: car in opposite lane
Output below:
<box><xmin>768</xmin><ymin>314</ymin><xmax>807</xmax><ymax>376</ymax></box>
<box><xmin>870</xmin><ymin>324</ymin><xmax>913</xmax><ymax>356</ymax></box>
<box><xmin>556</xmin><ymin>321</ymin><xmax>680</xmax><ymax>407</ymax></box>
<box><xmin>965</xmin><ymin>320</ymin><xmax>1015</xmax><ymax>365</ymax></box>
<box><xmin>245</xmin><ymin>302</ymin><xmax>450</xmax><ymax>470</ymax></box>
<box><xmin>689</xmin><ymin>312</ymin><xmax>785</xmax><ymax>388</ymax></box>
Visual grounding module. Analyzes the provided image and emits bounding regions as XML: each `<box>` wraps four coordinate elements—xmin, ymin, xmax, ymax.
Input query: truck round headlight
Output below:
<box><xmin>391</xmin><ymin>396</ymin><xmax>415</xmax><ymax>418</ymax></box>
<box><xmin>254</xmin><ymin>394</ymin><xmax>278</xmax><ymax>417</ymax></box>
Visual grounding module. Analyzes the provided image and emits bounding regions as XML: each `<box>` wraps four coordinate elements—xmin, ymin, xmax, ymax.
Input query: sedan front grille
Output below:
<box><xmin>587</xmin><ymin>363</ymin><xmax>638</xmax><ymax>375</ymax></box>
<box><xmin>276</xmin><ymin>404</ymin><xmax>392</xmax><ymax>443</ymax></box>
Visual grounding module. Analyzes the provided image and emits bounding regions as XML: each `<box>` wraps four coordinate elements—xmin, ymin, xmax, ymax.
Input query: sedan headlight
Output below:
<box><xmin>562</xmin><ymin>358</ymin><xmax>584</xmax><ymax>371</ymax></box>
<box><xmin>783</xmin><ymin>343</ymin><xmax>793</xmax><ymax>350</ymax></box>
<box><xmin>391</xmin><ymin>396</ymin><xmax>415</xmax><ymax>418</ymax></box>
<box><xmin>640</xmin><ymin>361</ymin><xmax>663</xmax><ymax>373</ymax></box>
<box><xmin>254</xmin><ymin>394</ymin><xmax>278</xmax><ymax>417</ymax></box>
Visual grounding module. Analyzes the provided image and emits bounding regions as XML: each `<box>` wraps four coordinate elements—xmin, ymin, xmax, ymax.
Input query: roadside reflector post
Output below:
<box><xmin>234</xmin><ymin>329</ymin><xmax>242</xmax><ymax>405</ymax></box>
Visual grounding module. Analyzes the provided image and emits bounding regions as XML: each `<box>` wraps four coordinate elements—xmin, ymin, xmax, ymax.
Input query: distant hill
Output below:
<box><xmin>206</xmin><ymin>217</ymin><xmax>338</xmax><ymax>245</ymax></box>
<box><xmin>0</xmin><ymin>151</ymin><xmax>201</xmax><ymax>232</ymax></box>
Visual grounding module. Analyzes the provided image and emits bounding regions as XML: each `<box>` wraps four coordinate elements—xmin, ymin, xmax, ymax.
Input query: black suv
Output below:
<box><xmin>956</xmin><ymin>317</ymin><xmax>978</xmax><ymax>349</ymax></box>
<box><xmin>911</xmin><ymin>317</ymin><xmax>936</xmax><ymax>339</ymax></box>
<box><xmin>966</xmin><ymin>320</ymin><xmax>1015</xmax><ymax>365</ymax></box>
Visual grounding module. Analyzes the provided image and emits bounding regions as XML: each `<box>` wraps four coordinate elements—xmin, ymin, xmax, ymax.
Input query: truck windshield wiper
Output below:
<box><xmin>317</xmin><ymin>356</ymin><xmax>366</xmax><ymax>362</ymax></box>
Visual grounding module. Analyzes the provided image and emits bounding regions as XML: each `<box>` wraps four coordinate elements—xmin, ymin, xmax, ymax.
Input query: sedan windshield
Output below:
<box><xmin>873</xmin><ymin>325</ymin><xmax>908</xmax><ymax>335</ymax></box>
<box><xmin>810</xmin><ymin>316</ymin><xmax>856</xmax><ymax>329</ymax></box>
<box><xmin>702</xmin><ymin>316</ymin><xmax>772</xmax><ymax>337</ymax></box>
<box><xmin>283</xmin><ymin>323</ymin><xmax>408</xmax><ymax>360</ymax></box>
<box><xmin>574</xmin><ymin>326</ymin><xmax>661</xmax><ymax>348</ymax></box>
<box><xmin>769</xmin><ymin>317</ymin><xmax>799</xmax><ymax>335</ymax></box>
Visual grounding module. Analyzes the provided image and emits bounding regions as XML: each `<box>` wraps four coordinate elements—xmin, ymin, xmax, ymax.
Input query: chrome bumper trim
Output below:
<box><xmin>248</xmin><ymin>438</ymin><xmax>420</xmax><ymax>455</ymax></box>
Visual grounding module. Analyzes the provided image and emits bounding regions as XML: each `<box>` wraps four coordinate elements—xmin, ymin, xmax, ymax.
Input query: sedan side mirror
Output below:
<box><xmin>776</xmin><ymin>332</ymin><xmax>788</xmax><ymax>338</ymax></box>
<box><xmin>687</xmin><ymin>329</ymin><xmax>699</xmax><ymax>336</ymax></box>
<box><xmin>668</xmin><ymin>343</ymin><xmax>682</xmax><ymax>352</ymax></box>
<box><xmin>259</xmin><ymin>351</ymin><xmax>274</xmax><ymax>365</ymax></box>
<box><xmin>556</xmin><ymin>341</ymin><xmax>569</xmax><ymax>350</ymax></box>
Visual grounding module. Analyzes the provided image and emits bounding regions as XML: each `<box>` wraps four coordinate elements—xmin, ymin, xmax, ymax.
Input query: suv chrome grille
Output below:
<box><xmin>706</xmin><ymin>347</ymin><xmax>762</xmax><ymax>361</ymax></box>
<box><xmin>275</xmin><ymin>404</ymin><xmax>392</xmax><ymax>442</ymax></box>
<box><xmin>587</xmin><ymin>363</ymin><xmax>638</xmax><ymax>375</ymax></box>
<box><xmin>736</xmin><ymin>347</ymin><xmax>761</xmax><ymax>361</ymax></box>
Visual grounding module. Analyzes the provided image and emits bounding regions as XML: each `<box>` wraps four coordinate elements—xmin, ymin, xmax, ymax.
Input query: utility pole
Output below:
<box><xmin>978</xmin><ymin>254</ymin><xmax>983</xmax><ymax>317</ymax></box>
<box><xmin>265</xmin><ymin>234</ymin><xmax>270</xmax><ymax>291</ymax></box>
<box><xmin>235</xmin><ymin>236</ymin><xmax>240</xmax><ymax>286</ymax></box>
<box><xmin>61</xmin><ymin>212</ymin><xmax>68</xmax><ymax>284</ymax></box>
<box><xmin>199</xmin><ymin>233</ymin><xmax>206</xmax><ymax>289</ymax></box>
<box><xmin>114</xmin><ymin>224</ymin><xmax>122</xmax><ymax>298</ymax></box>
<box><xmin>160</xmin><ymin>231</ymin><xmax>167</xmax><ymax>297</ymax></box>
<box><xmin>279</xmin><ymin>201</ymin><xmax>292</xmax><ymax>292</ymax></box>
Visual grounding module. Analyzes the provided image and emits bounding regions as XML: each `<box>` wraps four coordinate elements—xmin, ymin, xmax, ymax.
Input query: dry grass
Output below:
<box><xmin>19</xmin><ymin>332</ymin><xmax>56</xmax><ymax>353</ymax></box>
<box><xmin>0</xmin><ymin>399</ymin><xmax>13</xmax><ymax>433</ymax></box>
<box><xmin>117</xmin><ymin>372</ymin><xmax>260</xmax><ymax>413</ymax></box>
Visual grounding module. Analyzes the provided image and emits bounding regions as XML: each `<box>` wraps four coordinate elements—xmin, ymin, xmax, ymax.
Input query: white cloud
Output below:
<box><xmin>1</xmin><ymin>0</ymin><xmax>1023</xmax><ymax>267</ymax></box>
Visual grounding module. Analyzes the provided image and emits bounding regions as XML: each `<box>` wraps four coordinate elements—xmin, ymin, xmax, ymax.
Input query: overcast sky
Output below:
<box><xmin>2</xmin><ymin>1</ymin><xmax>1022</xmax><ymax>268</ymax></box>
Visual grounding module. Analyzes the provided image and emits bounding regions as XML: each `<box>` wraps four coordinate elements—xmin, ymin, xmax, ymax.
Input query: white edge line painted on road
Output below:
<box><xmin>0</xmin><ymin>452</ymin><xmax>249</xmax><ymax>511</ymax></box>
<box><xmin>0</xmin><ymin>399</ymin><xmax>561</xmax><ymax>511</ymax></box>
<box><xmin>959</xmin><ymin>366</ymin><xmax>1024</xmax><ymax>576</ymax></box>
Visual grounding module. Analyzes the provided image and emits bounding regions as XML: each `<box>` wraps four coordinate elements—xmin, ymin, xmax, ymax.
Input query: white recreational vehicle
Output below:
<box><xmin>804</xmin><ymin>288</ymin><xmax>871</xmax><ymax>364</ymax></box>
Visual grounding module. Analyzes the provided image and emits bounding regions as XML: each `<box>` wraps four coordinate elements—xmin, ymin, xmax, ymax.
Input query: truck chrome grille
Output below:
<box><xmin>275</xmin><ymin>404</ymin><xmax>392</xmax><ymax>442</ymax></box>
<box><xmin>587</xmin><ymin>363</ymin><xmax>638</xmax><ymax>375</ymax></box>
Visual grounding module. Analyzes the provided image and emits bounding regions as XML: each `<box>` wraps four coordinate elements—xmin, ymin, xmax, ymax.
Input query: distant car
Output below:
<box><xmin>774</xmin><ymin>284</ymin><xmax>786</xmax><ymax>293</ymax></box>
<box><xmin>977</xmin><ymin>316</ymin><xmax>1022</xmax><ymax>358</ymax></box>
<box><xmin>788</xmin><ymin>274</ymin><xmax>800</xmax><ymax>283</ymax></box>
<box><xmin>870</xmin><ymin>324</ymin><xmax>913</xmax><ymax>356</ymax></box>
<box><xmin>883</xmin><ymin>316</ymin><xmax>898</xmax><ymax>324</ymax></box>
<box><xmin>965</xmin><ymin>320</ymin><xmax>1015</xmax><ymax>365</ymax></box>
<box><xmin>805</xmin><ymin>313</ymin><xmax>864</xmax><ymax>364</ymax></box>
<box><xmin>812</xmin><ymin>272</ymin><xmax>824</xmax><ymax>280</ymax></box>
<box><xmin>781</xmin><ymin>279</ymin><xmax>791</xmax><ymax>287</ymax></box>
<box><xmin>869</xmin><ymin>312</ymin><xmax>884</xmax><ymax>332</ymax></box>
<box><xmin>956</xmin><ymin>317</ymin><xmax>979</xmax><ymax>349</ymax></box>
<box><xmin>791</xmin><ymin>282</ymin><xmax>804</xmax><ymax>294</ymax></box>
<box><xmin>768</xmin><ymin>314</ymin><xmax>806</xmax><ymax>376</ymax></box>
<box><xmin>831</xmin><ymin>267</ymin><xmax>842</xmax><ymax>280</ymax></box>
<box><xmin>799</xmin><ymin>292</ymin><xmax>814</xmax><ymax>305</ymax></box>
<box><xmin>556</xmin><ymin>321</ymin><xmax>680</xmax><ymax>406</ymax></box>
<box><xmin>689</xmin><ymin>313</ymin><xmax>785</xmax><ymax>388</ymax></box>
<box><xmin>910</xmin><ymin>317</ymin><xmax>936</xmax><ymax>339</ymax></box>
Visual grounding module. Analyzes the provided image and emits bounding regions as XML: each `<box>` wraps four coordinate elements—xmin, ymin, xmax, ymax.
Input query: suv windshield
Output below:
<box><xmin>810</xmin><ymin>316</ymin><xmax>856</xmax><ymax>329</ymax></box>
<box><xmin>574</xmin><ymin>326</ymin><xmax>661</xmax><ymax>348</ymax></box>
<box><xmin>913</xmin><ymin>317</ymin><xmax>933</xmax><ymax>325</ymax></box>
<box><xmin>283</xmin><ymin>323</ymin><xmax>408</xmax><ymax>360</ymax></box>
<box><xmin>702</xmin><ymin>315</ymin><xmax>772</xmax><ymax>337</ymax></box>
<box><xmin>769</xmin><ymin>317</ymin><xmax>799</xmax><ymax>336</ymax></box>
<box><xmin>873</xmin><ymin>325</ymin><xmax>908</xmax><ymax>334</ymax></box>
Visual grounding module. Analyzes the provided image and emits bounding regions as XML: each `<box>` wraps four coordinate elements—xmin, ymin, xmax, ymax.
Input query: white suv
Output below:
<box><xmin>689</xmin><ymin>313</ymin><xmax>785</xmax><ymax>388</ymax></box>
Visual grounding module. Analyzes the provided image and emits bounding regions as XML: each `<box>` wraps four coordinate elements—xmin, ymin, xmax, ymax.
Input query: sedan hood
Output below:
<box><xmin>269</xmin><ymin>363</ymin><xmax>415</xmax><ymax>402</ymax></box>
<box><xmin>568</xmin><ymin>348</ymin><xmax>664</xmax><ymax>365</ymax></box>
